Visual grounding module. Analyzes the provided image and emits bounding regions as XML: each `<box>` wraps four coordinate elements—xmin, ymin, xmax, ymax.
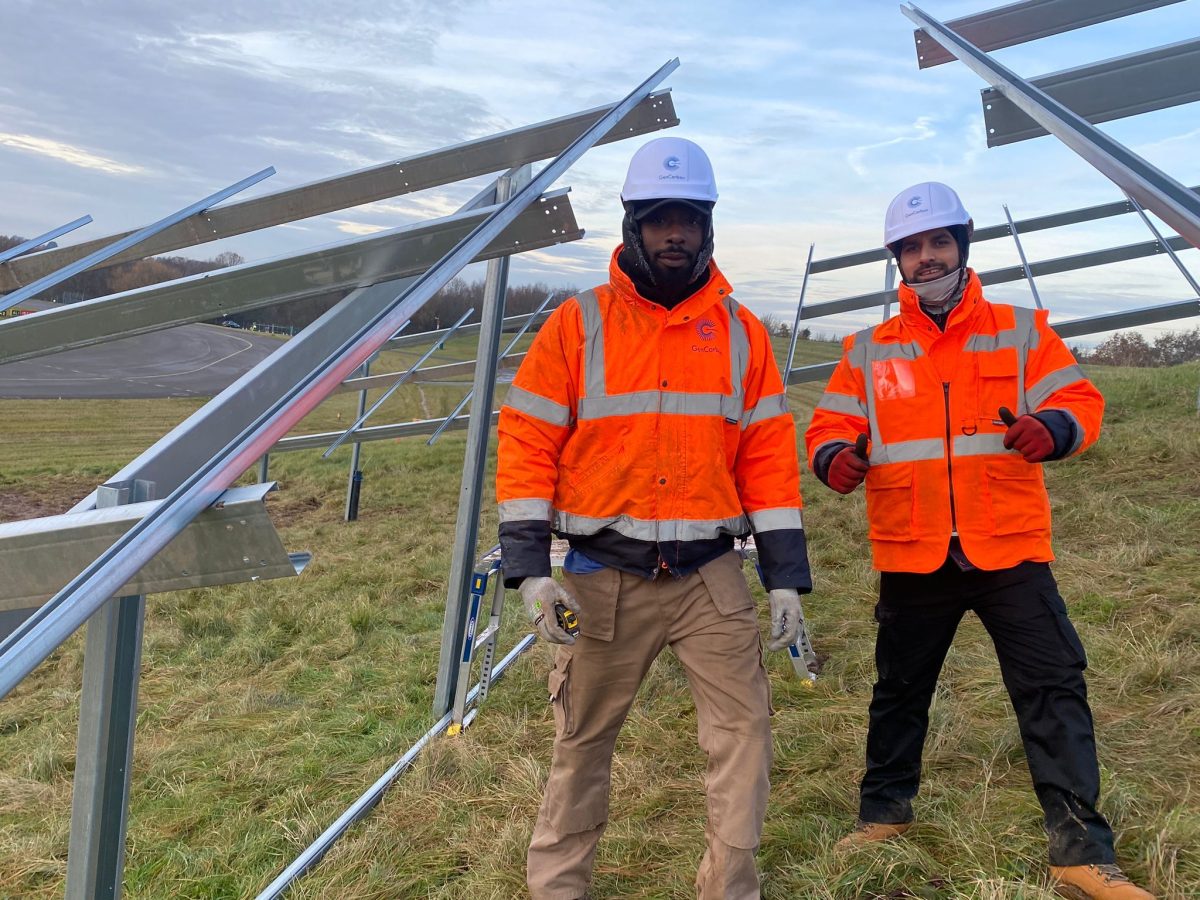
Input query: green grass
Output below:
<box><xmin>0</xmin><ymin>353</ymin><xmax>1196</xmax><ymax>899</ymax></box>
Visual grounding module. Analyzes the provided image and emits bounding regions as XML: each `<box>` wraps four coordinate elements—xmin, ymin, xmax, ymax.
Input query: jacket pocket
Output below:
<box><xmin>984</xmin><ymin>458</ymin><xmax>1050</xmax><ymax>536</ymax></box>
<box><xmin>546</xmin><ymin>651</ymin><xmax>575</xmax><ymax>737</ymax></box>
<box><xmin>562</xmin><ymin>566</ymin><xmax>621</xmax><ymax>641</ymax></box>
<box><xmin>976</xmin><ymin>348</ymin><xmax>1021</xmax><ymax>416</ymax></box>
<box><xmin>698</xmin><ymin>551</ymin><xmax>755</xmax><ymax>616</ymax></box>
<box><xmin>866</xmin><ymin>463</ymin><xmax>915</xmax><ymax>541</ymax></box>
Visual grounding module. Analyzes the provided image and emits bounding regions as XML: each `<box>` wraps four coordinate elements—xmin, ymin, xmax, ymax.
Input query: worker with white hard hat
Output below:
<box><xmin>806</xmin><ymin>182</ymin><xmax>1153</xmax><ymax>899</ymax></box>
<box><xmin>497</xmin><ymin>136</ymin><xmax>811</xmax><ymax>898</ymax></box>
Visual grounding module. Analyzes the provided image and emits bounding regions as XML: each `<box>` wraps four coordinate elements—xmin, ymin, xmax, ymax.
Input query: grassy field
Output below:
<box><xmin>0</xmin><ymin>341</ymin><xmax>1196</xmax><ymax>899</ymax></box>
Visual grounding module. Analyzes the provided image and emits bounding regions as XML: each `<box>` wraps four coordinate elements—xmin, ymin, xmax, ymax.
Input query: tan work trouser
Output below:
<box><xmin>527</xmin><ymin>552</ymin><xmax>773</xmax><ymax>900</ymax></box>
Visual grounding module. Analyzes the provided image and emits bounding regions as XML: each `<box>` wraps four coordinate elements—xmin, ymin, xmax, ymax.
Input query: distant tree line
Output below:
<box><xmin>0</xmin><ymin>235</ymin><xmax>243</xmax><ymax>308</ymax></box>
<box><xmin>1076</xmin><ymin>327</ymin><xmax>1200</xmax><ymax>367</ymax></box>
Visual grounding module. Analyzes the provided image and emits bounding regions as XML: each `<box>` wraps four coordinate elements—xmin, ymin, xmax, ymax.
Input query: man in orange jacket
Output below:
<box><xmin>807</xmin><ymin>182</ymin><xmax>1152</xmax><ymax>899</ymax></box>
<box><xmin>497</xmin><ymin>136</ymin><xmax>811</xmax><ymax>899</ymax></box>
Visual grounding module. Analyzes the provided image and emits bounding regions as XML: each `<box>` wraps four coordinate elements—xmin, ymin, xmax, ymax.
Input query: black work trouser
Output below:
<box><xmin>859</xmin><ymin>558</ymin><xmax>1116</xmax><ymax>866</ymax></box>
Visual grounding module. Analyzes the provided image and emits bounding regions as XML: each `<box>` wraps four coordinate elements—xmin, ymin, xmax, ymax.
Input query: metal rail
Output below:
<box><xmin>982</xmin><ymin>39</ymin><xmax>1200</xmax><ymax>146</ymax></box>
<box><xmin>0</xmin><ymin>194</ymin><xmax>580</xmax><ymax>366</ymax></box>
<box><xmin>0</xmin><ymin>215</ymin><xmax>92</xmax><ymax>265</ymax></box>
<box><xmin>255</xmin><ymin>634</ymin><xmax>536</xmax><ymax>900</ymax></box>
<box><xmin>913</xmin><ymin>0</ymin><xmax>1183</xmax><ymax>68</ymax></box>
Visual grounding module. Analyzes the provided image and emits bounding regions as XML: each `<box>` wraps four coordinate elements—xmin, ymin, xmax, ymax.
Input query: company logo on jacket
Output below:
<box><xmin>696</xmin><ymin>319</ymin><xmax>717</xmax><ymax>340</ymax></box>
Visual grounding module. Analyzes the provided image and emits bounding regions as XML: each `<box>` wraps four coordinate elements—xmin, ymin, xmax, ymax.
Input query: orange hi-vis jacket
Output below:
<box><xmin>496</xmin><ymin>249</ymin><xmax>810</xmax><ymax>591</ymax></box>
<box><xmin>805</xmin><ymin>270</ymin><xmax>1104</xmax><ymax>574</ymax></box>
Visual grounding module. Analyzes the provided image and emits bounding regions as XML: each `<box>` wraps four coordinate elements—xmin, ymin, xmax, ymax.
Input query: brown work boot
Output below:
<box><xmin>835</xmin><ymin>819</ymin><xmax>911</xmax><ymax>851</ymax></box>
<box><xmin>1049</xmin><ymin>864</ymin><xmax>1155</xmax><ymax>899</ymax></box>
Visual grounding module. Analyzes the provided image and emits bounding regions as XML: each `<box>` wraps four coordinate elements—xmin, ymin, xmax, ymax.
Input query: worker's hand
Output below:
<box><xmin>766</xmin><ymin>588</ymin><xmax>803</xmax><ymax>652</ymax></box>
<box><xmin>828</xmin><ymin>434</ymin><xmax>870</xmax><ymax>494</ymax></box>
<box><xmin>999</xmin><ymin>407</ymin><xmax>1054</xmax><ymax>463</ymax></box>
<box><xmin>519</xmin><ymin>577</ymin><xmax>581</xmax><ymax>645</ymax></box>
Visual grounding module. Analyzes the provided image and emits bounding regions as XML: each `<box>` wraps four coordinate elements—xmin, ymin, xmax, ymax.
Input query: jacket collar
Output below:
<box><xmin>608</xmin><ymin>245</ymin><xmax>734</xmax><ymax>319</ymax></box>
<box><xmin>898</xmin><ymin>267</ymin><xmax>984</xmax><ymax>334</ymax></box>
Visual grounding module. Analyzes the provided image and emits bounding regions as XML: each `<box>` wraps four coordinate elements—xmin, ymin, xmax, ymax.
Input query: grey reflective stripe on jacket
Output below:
<box><xmin>499</xmin><ymin>498</ymin><xmax>553</xmax><ymax>522</ymax></box>
<box><xmin>747</xmin><ymin>507</ymin><xmax>803</xmax><ymax>532</ymax></box>
<box><xmin>505</xmin><ymin>385</ymin><xmax>572</xmax><ymax>427</ymax></box>
<box><xmin>575</xmin><ymin>288</ymin><xmax>750</xmax><ymax>423</ymax></box>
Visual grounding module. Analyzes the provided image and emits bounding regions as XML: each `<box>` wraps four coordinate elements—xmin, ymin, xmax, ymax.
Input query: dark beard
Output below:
<box><xmin>649</xmin><ymin>255</ymin><xmax>696</xmax><ymax>291</ymax></box>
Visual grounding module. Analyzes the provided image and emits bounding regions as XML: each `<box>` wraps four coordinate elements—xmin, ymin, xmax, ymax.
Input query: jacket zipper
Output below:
<box><xmin>943</xmin><ymin>382</ymin><xmax>959</xmax><ymax>534</ymax></box>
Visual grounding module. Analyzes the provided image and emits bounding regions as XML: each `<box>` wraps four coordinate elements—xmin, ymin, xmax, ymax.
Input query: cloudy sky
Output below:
<box><xmin>2</xmin><ymin>0</ymin><xmax>1197</xmax><ymax>339</ymax></box>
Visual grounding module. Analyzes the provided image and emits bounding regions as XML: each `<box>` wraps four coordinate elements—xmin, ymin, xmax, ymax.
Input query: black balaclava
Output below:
<box><xmin>617</xmin><ymin>200</ymin><xmax>714</xmax><ymax>305</ymax></box>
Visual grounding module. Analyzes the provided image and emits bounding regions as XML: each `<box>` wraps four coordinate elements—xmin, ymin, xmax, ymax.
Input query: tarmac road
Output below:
<box><xmin>0</xmin><ymin>321</ymin><xmax>282</xmax><ymax>399</ymax></box>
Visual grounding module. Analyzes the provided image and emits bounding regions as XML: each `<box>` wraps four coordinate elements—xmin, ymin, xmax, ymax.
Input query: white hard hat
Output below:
<box><xmin>884</xmin><ymin>181</ymin><xmax>970</xmax><ymax>247</ymax></box>
<box><xmin>621</xmin><ymin>137</ymin><xmax>718</xmax><ymax>207</ymax></box>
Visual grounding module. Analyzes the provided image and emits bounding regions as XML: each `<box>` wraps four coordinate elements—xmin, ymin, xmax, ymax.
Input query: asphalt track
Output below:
<box><xmin>0</xmin><ymin>321</ymin><xmax>282</xmax><ymax>399</ymax></box>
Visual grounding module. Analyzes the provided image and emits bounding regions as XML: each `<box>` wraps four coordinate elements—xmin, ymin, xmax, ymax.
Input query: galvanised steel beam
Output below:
<box><xmin>0</xmin><ymin>216</ymin><xmax>92</xmax><ymax>265</ymax></box>
<box><xmin>803</xmin><ymin>234</ymin><xmax>1194</xmax><ymax>319</ymax></box>
<box><xmin>903</xmin><ymin>3</ymin><xmax>1200</xmax><ymax>251</ymax></box>
<box><xmin>0</xmin><ymin>92</ymin><xmax>677</xmax><ymax>292</ymax></box>
<box><xmin>0</xmin><ymin>192</ymin><xmax>581</xmax><ymax>366</ymax></box>
<box><xmin>0</xmin><ymin>483</ymin><xmax>305</xmax><ymax>633</ymax></box>
<box><xmin>914</xmin><ymin>0</ymin><xmax>1183</xmax><ymax>68</ymax></box>
<box><xmin>1050</xmin><ymin>297</ymin><xmax>1200</xmax><ymax>337</ymax></box>
<box><xmin>808</xmin><ymin>185</ymin><xmax>1200</xmax><ymax>274</ymax></box>
<box><xmin>0</xmin><ymin>58</ymin><xmax>681</xmax><ymax>700</ymax></box>
<box><xmin>0</xmin><ymin>168</ymin><xmax>275</xmax><ymax>313</ymax></box>
<box><xmin>983</xmin><ymin>40</ymin><xmax>1200</xmax><ymax>146</ymax></box>
<box><xmin>433</xmin><ymin>168</ymin><xmax>521</xmax><ymax>717</ymax></box>
<box><xmin>787</xmin><ymin>297</ymin><xmax>1200</xmax><ymax>384</ymax></box>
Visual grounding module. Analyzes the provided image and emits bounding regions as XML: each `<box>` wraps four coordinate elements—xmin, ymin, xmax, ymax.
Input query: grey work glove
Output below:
<box><xmin>519</xmin><ymin>576</ymin><xmax>581</xmax><ymax>645</ymax></box>
<box><xmin>767</xmin><ymin>588</ymin><xmax>803</xmax><ymax>652</ymax></box>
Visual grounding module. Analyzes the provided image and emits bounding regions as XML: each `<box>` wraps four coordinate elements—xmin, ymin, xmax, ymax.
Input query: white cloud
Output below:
<box><xmin>0</xmin><ymin>133</ymin><xmax>145</xmax><ymax>175</ymax></box>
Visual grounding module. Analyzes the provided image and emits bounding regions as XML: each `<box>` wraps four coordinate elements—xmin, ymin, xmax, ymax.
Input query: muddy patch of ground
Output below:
<box><xmin>0</xmin><ymin>478</ymin><xmax>98</xmax><ymax>524</ymax></box>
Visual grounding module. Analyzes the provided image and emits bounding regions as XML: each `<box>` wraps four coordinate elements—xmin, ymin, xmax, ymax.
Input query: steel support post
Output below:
<box><xmin>1126</xmin><ymin>194</ymin><xmax>1200</xmax><ymax>298</ymax></box>
<box><xmin>1003</xmin><ymin>204</ymin><xmax>1044</xmax><ymax>309</ymax></box>
<box><xmin>432</xmin><ymin>168</ymin><xmax>522</xmax><ymax>718</ymax></box>
<box><xmin>784</xmin><ymin>243</ymin><xmax>814</xmax><ymax>379</ymax></box>
<box><xmin>65</xmin><ymin>480</ymin><xmax>153</xmax><ymax>900</ymax></box>
<box><xmin>345</xmin><ymin>360</ymin><xmax>370</xmax><ymax>521</ymax></box>
<box><xmin>902</xmin><ymin>3</ymin><xmax>1200</xmax><ymax>251</ymax></box>
<box><xmin>257</xmin><ymin>454</ymin><xmax>270</xmax><ymax>484</ymax></box>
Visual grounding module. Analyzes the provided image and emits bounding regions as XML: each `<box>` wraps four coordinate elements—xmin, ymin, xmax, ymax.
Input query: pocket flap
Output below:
<box><xmin>698</xmin><ymin>551</ymin><xmax>755</xmax><ymax>616</ymax></box>
<box><xmin>976</xmin><ymin>348</ymin><xmax>1019</xmax><ymax>378</ymax></box>
<box><xmin>562</xmin><ymin>567</ymin><xmax>620</xmax><ymax>642</ymax></box>
<box><xmin>867</xmin><ymin>463</ymin><xmax>913</xmax><ymax>490</ymax></box>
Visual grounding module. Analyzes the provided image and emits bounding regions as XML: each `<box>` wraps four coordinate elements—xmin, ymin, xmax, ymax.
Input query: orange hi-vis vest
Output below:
<box><xmin>806</xmin><ymin>270</ymin><xmax>1104</xmax><ymax>574</ymax></box>
<box><xmin>497</xmin><ymin>249</ymin><xmax>807</xmax><ymax>589</ymax></box>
